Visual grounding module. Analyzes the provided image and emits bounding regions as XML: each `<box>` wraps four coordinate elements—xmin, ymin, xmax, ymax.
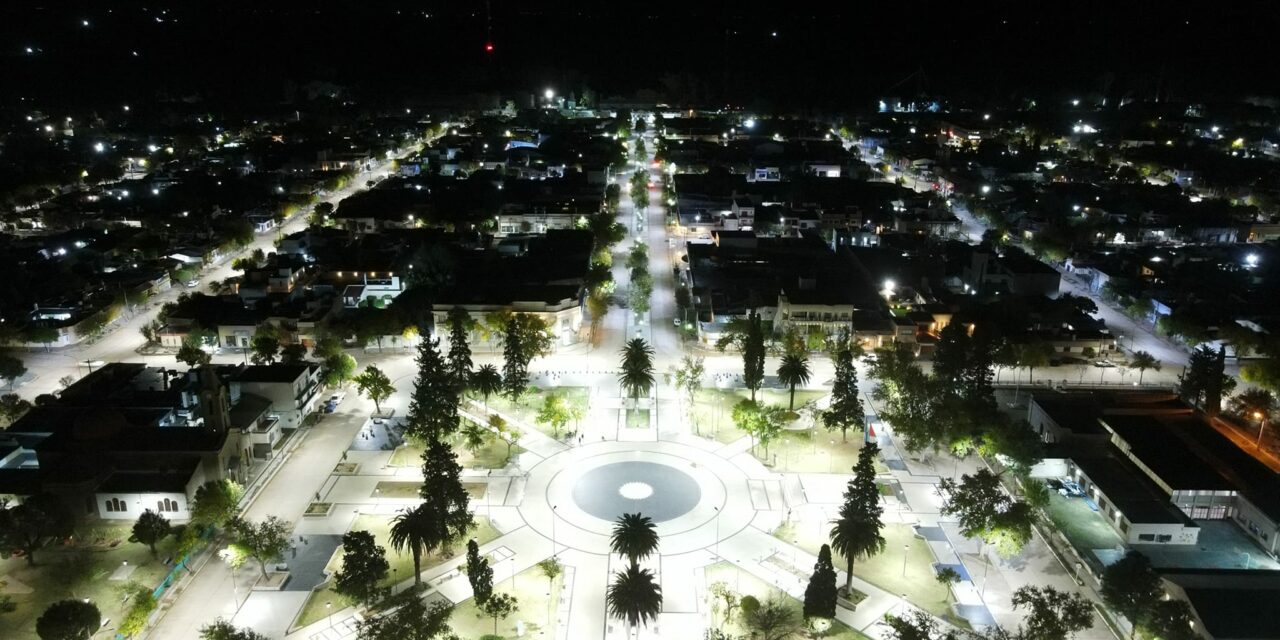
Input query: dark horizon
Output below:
<box><xmin>4</xmin><ymin>0</ymin><xmax>1280</xmax><ymax>114</ymax></box>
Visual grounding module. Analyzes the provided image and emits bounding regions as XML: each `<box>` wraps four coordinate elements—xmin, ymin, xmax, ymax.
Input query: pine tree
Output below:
<box><xmin>446</xmin><ymin>307</ymin><xmax>474</xmax><ymax>391</ymax></box>
<box><xmin>829</xmin><ymin>442</ymin><xmax>885</xmax><ymax>594</ymax></box>
<box><xmin>404</xmin><ymin>334</ymin><xmax>459</xmax><ymax>441</ymax></box>
<box><xmin>803</xmin><ymin>544</ymin><xmax>838</xmax><ymax>620</ymax></box>
<box><xmin>502</xmin><ymin>317</ymin><xmax>529</xmax><ymax>399</ymax></box>
<box><xmin>418</xmin><ymin>436</ymin><xmax>475</xmax><ymax>553</ymax></box>
<box><xmin>465</xmin><ymin>538</ymin><xmax>494</xmax><ymax>605</ymax></box>
<box><xmin>743</xmin><ymin>311</ymin><xmax>766</xmax><ymax>401</ymax></box>
<box><xmin>823</xmin><ymin>347</ymin><xmax>865</xmax><ymax>442</ymax></box>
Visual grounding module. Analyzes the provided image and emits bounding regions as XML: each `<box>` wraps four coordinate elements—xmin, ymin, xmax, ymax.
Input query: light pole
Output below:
<box><xmin>901</xmin><ymin>544</ymin><xmax>910</xmax><ymax>577</ymax></box>
<box><xmin>552</xmin><ymin>504</ymin><xmax>558</xmax><ymax>559</ymax></box>
<box><xmin>713</xmin><ymin>506</ymin><xmax>721</xmax><ymax>560</ymax></box>
<box><xmin>1255</xmin><ymin>412</ymin><xmax>1268</xmax><ymax>449</ymax></box>
<box><xmin>326</xmin><ymin>601</ymin><xmax>333</xmax><ymax>629</ymax></box>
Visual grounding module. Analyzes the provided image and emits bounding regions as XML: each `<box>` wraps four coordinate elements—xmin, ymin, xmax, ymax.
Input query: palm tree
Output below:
<box><xmin>606</xmin><ymin>564</ymin><xmax>663</xmax><ymax>637</ymax></box>
<box><xmin>1130</xmin><ymin>350</ymin><xmax>1160</xmax><ymax>385</ymax></box>
<box><xmin>459</xmin><ymin>420</ymin><xmax>488</xmax><ymax>458</ymax></box>
<box><xmin>388</xmin><ymin>505</ymin><xmax>437</xmax><ymax>587</ymax></box>
<box><xmin>610</xmin><ymin>513</ymin><xmax>659</xmax><ymax>570</ymax></box>
<box><xmin>618</xmin><ymin>338</ymin><xmax>655</xmax><ymax>401</ymax></box>
<box><xmin>776</xmin><ymin>353</ymin><xmax>812</xmax><ymax>410</ymax></box>
<box><xmin>471</xmin><ymin>364</ymin><xmax>502</xmax><ymax>411</ymax></box>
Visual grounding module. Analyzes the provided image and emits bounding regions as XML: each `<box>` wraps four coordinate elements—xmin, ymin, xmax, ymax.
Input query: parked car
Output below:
<box><xmin>185</xmin><ymin>279</ymin><xmax>199</xmax><ymax>288</ymax></box>
<box><xmin>325</xmin><ymin>392</ymin><xmax>346</xmax><ymax>413</ymax></box>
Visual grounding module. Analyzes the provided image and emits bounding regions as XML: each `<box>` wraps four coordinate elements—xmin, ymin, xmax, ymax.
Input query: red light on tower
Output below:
<box><xmin>484</xmin><ymin>42</ymin><xmax>494</xmax><ymax>53</ymax></box>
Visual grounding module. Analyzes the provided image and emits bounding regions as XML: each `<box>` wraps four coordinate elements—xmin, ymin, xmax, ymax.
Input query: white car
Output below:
<box><xmin>185</xmin><ymin>279</ymin><xmax>199</xmax><ymax>288</ymax></box>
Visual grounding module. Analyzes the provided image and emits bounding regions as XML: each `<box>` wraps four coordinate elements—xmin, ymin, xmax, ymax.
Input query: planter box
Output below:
<box><xmin>253</xmin><ymin>571</ymin><xmax>290</xmax><ymax>591</ymax></box>
<box><xmin>304</xmin><ymin>502</ymin><xmax>335</xmax><ymax>517</ymax></box>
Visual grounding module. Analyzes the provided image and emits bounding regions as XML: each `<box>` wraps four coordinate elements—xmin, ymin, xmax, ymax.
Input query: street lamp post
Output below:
<box><xmin>552</xmin><ymin>504</ymin><xmax>558</xmax><ymax>559</ymax></box>
<box><xmin>326</xmin><ymin>601</ymin><xmax>333</xmax><ymax>629</ymax></box>
<box><xmin>1255</xmin><ymin>412</ymin><xmax>1268</xmax><ymax>448</ymax></box>
<box><xmin>713</xmin><ymin>506</ymin><xmax>721</xmax><ymax>560</ymax></box>
<box><xmin>902</xmin><ymin>544</ymin><xmax>910</xmax><ymax>577</ymax></box>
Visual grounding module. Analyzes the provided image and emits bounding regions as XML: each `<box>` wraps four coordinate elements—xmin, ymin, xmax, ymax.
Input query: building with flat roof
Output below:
<box><xmin>1028</xmin><ymin>391</ymin><xmax>1280</xmax><ymax>555</ymax></box>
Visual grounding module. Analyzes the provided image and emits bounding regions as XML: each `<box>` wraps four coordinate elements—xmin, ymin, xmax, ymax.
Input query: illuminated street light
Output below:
<box><xmin>544</xmin><ymin>88</ymin><xmax>555</xmax><ymax>100</ymax></box>
<box><xmin>981</xmin><ymin>185</ymin><xmax>991</xmax><ymax>194</ymax></box>
<box><xmin>744</xmin><ymin>118</ymin><xmax>756</xmax><ymax>129</ymax></box>
<box><xmin>1246</xmin><ymin>253</ymin><xmax>1260</xmax><ymax>267</ymax></box>
<box><xmin>94</xmin><ymin>142</ymin><xmax>105</xmax><ymax>153</ymax></box>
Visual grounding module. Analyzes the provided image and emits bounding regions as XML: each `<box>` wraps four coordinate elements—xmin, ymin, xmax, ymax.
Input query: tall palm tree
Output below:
<box><xmin>471</xmin><ymin>364</ymin><xmax>502</xmax><ymax>411</ymax></box>
<box><xmin>1129</xmin><ymin>350</ymin><xmax>1160</xmax><ymax>385</ymax></box>
<box><xmin>607</xmin><ymin>564</ymin><xmax>663</xmax><ymax>637</ymax></box>
<box><xmin>618</xmin><ymin>338</ymin><xmax>655</xmax><ymax>401</ymax></box>
<box><xmin>776</xmin><ymin>353</ymin><xmax>812</xmax><ymax>410</ymax></box>
<box><xmin>610</xmin><ymin>512</ymin><xmax>659</xmax><ymax>570</ymax></box>
<box><xmin>388</xmin><ymin>505</ymin><xmax>437</xmax><ymax>587</ymax></box>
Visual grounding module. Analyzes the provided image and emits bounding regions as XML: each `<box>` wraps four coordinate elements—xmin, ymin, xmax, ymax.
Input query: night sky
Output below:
<box><xmin>4</xmin><ymin>0</ymin><xmax>1280</xmax><ymax>112</ymax></box>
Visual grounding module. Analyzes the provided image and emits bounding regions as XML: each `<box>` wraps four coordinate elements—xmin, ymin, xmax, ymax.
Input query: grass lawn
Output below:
<box><xmin>1045</xmin><ymin>493</ymin><xmax>1124</xmax><ymax>552</ymax></box>
<box><xmin>374</xmin><ymin>481</ymin><xmax>487</xmax><ymax>501</ymax></box>
<box><xmin>626</xmin><ymin>409</ymin><xmax>649</xmax><ymax>429</ymax></box>
<box><xmin>450</xmin><ymin>564</ymin><xmax>565</xmax><ymax>639</ymax></box>
<box><xmin>388</xmin><ymin>435</ymin><xmax>524</xmax><ymax>470</ymax></box>
<box><xmin>703</xmin><ymin>561</ymin><xmax>870</xmax><ymax>640</ymax></box>
<box><xmin>297</xmin><ymin>514</ymin><xmax>505</xmax><ymax>630</ymax></box>
<box><xmin>773</xmin><ymin>521</ymin><xmax>953</xmax><ymax>618</ymax></box>
<box><xmin>0</xmin><ymin>522</ymin><xmax>183</xmax><ymax>640</ymax></box>
<box><xmin>478</xmin><ymin>386</ymin><xmax>590</xmax><ymax>439</ymax></box>
<box><xmin>347</xmin><ymin>513</ymin><xmax>500</xmax><ymax>589</ymax></box>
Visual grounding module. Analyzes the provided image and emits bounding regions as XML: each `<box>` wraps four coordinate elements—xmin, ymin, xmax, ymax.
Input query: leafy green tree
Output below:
<box><xmin>355</xmin><ymin>597</ymin><xmax>457</xmax><ymax>640</ymax></box>
<box><xmin>1129</xmin><ymin>350</ymin><xmax>1160</xmax><ymax>385</ymax></box>
<box><xmin>939</xmin><ymin>469</ymin><xmax>1033</xmax><ymax>557</ymax></box>
<box><xmin>536</xmin><ymin>392</ymin><xmax>573</xmax><ymax>438</ymax></box>
<box><xmin>538</xmin><ymin>557</ymin><xmax>563</xmax><ymax>592</ymax></box>
<box><xmin>353</xmin><ymin>365</ymin><xmax>395</xmax><ymax>414</ymax></box>
<box><xmin>130</xmin><ymin>509</ymin><xmax>171</xmax><ymax>556</ymax></box>
<box><xmin>470</xmin><ymin>364</ymin><xmax>502</xmax><ymax>410</ymax></box>
<box><xmin>0</xmin><ymin>354</ymin><xmax>28</xmax><ymax>389</ymax></box>
<box><xmin>823</xmin><ymin>347</ymin><xmax>865</xmax><ymax>442</ymax></box>
<box><xmin>882</xmin><ymin>609</ymin><xmax>972</xmax><ymax>640</ymax></box>
<box><xmin>776</xmin><ymin>352</ymin><xmax>811</xmax><ymax>410</ymax></box>
<box><xmin>1139</xmin><ymin>599</ymin><xmax>1198</xmax><ymax>640</ymax></box>
<box><xmin>405</xmin><ymin>336</ymin><xmax>459</xmax><ymax>441</ymax></box>
<box><xmin>618</xmin><ymin>338</ymin><xmax>656</xmax><ymax>400</ymax></box>
<box><xmin>191</xmin><ymin>479</ymin><xmax>243</xmax><ymax>528</ymax></box>
<box><xmin>732</xmin><ymin>399</ymin><xmax>786</xmax><ymax>458</ymax></box>
<box><xmin>477</xmin><ymin>592</ymin><xmax>517</xmax><ymax>636</ymax></box>
<box><xmin>829</xmin><ymin>443</ymin><xmax>885</xmax><ymax>594</ymax></box>
<box><xmin>1230</xmin><ymin>389</ymin><xmax>1276</xmax><ymax>435</ymax></box>
<box><xmin>0</xmin><ymin>494</ymin><xmax>74</xmax><ymax>566</ymax></box>
<box><xmin>744</xmin><ymin>597</ymin><xmax>803</xmax><ymax>640</ymax></box>
<box><xmin>418</xmin><ymin>437</ymin><xmax>475</xmax><ymax>553</ymax></box>
<box><xmin>36</xmin><ymin>599</ymin><xmax>100</xmax><ymax>640</ymax></box>
<box><xmin>465</xmin><ymin>539</ymin><xmax>494</xmax><ymax>605</ymax></box>
<box><xmin>226</xmin><ymin>516</ymin><xmax>291</xmax><ymax>580</ymax></box>
<box><xmin>280</xmin><ymin>343</ymin><xmax>308</xmax><ymax>364</ymax></box>
<box><xmin>199</xmin><ymin>620</ymin><xmax>268</xmax><ymax>640</ymax></box>
<box><xmin>334</xmin><ymin>531</ymin><xmax>390</xmax><ymax>607</ymax></box>
<box><xmin>446</xmin><ymin>307</ymin><xmax>474</xmax><ymax>389</ymax></box>
<box><xmin>249</xmin><ymin>324</ymin><xmax>282</xmax><ymax>365</ymax></box>
<box><xmin>709</xmin><ymin>581</ymin><xmax>740</xmax><ymax>629</ymax></box>
<box><xmin>803</xmin><ymin>544</ymin><xmax>838</xmax><ymax>621</ymax></box>
<box><xmin>610</xmin><ymin>512</ymin><xmax>660</xmax><ymax>569</ymax></box>
<box><xmin>606</xmin><ymin>565</ymin><xmax>663</xmax><ymax>634</ymax></box>
<box><xmin>177</xmin><ymin>342</ymin><xmax>212</xmax><ymax>367</ymax></box>
<box><xmin>0</xmin><ymin>393</ymin><xmax>32</xmax><ymax>427</ymax></box>
<box><xmin>323</xmin><ymin>353</ymin><xmax>358</xmax><ymax>388</ymax></box>
<box><xmin>23</xmin><ymin>326</ymin><xmax>60</xmax><ymax>352</ymax></box>
<box><xmin>1101</xmin><ymin>551</ymin><xmax>1163</xmax><ymax>640</ymax></box>
<box><xmin>673</xmin><ymin>355</ymin><xmax>705</xmax><ymax>406</ymax></box>
<box><xmin>389</xmin><ymin>506</ymin><xmax>435</xmax><ymax>588</ymax></box>
<box><xmin>1009</xmin><ymin>585</ymin><xmax>1094</xmax><ymax>640</ymax></box>
<box><xmin>118</xmin><ymin>583</ymin><xmax>157</xmax><ymax>637</ymax></box>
